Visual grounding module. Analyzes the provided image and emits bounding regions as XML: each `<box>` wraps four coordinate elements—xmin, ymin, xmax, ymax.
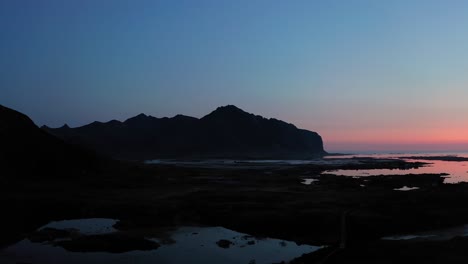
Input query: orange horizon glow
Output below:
<box><xmin>290</xmin><ymin>97</ymin><xmax>468</xmax><ymax>152</ymax></box>
<box><xmin>324</xmin><ymin>140</ymin><xmax>468</xmax><ymax>152</ymax></box>
<box><xmin>310</xmin><ymin>126</ymin><xmax>468</xmax><ymax>152</ymax></box>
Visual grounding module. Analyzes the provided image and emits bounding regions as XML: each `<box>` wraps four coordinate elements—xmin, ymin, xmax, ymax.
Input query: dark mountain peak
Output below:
<box><xmin>101</xmin><ymin>120</ymin><xmax>122</xmax><ymax>129</ymax></box>
<box><xmin>215</xmin><ymin>105</ymin><xmax>245</xmax><ymax>113</ymax></box>
<box><xmin>60</xmin><ymin>124</ymin><xmax>70</xmax><ymax>129</ymax></box>
<box><xmin>219</xmin><ymin>104</ymin><xmax>241</xmax><ymax>110</ymax></box>
<box><xmin>106</xmin><ymin>120</ymin><xmax>122</xmax><ymax>125</ymax></box>
<box><xmin>124</xmin><ymin>113</ymin><xmax>153</xmax><ymax>123</ymax></box>
<box><xmin>202</xmin><ymin>105</ymin><xmax>252</xmax><ymax>120</ymax></box>
<box><xmin>174</xmin><ymin>114</ymin><xmax>191</xmax><ymax>118</ymax></box>
<box><xmin>133</xmin><ymin>113</ymin><xmax>148</xmax><ymax>119</ymax></box>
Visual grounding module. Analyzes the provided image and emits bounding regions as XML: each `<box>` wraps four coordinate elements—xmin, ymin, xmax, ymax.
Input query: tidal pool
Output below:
<box><xmin>301</xmin><ymin>178</ymin><xmax>319</xmax><ymax>185</ymax></box>
<box><xmin>394</xmin><ymin>186</ymin><xmax>420</xmax><ymax>191</ymax></box>
<box><xmin>0</xmin><ymin>219</ymin><xmax>322</xmax><ymax>264</ymax></box>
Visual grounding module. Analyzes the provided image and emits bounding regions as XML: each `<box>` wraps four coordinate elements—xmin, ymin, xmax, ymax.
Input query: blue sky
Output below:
<box><xmin>2</xmin><ymin>0</ymin><xmax>468</xmax><ymax>151</ymax></box>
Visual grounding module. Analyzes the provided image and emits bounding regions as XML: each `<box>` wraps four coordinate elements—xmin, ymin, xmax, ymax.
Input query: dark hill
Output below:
<box><xmin>43</xmin><ymin>105</ymin><xmax>326</xmax><ymax>160</ymax></box>
<box><xmin>0</xmin><ymin>105</ymin><xmax>101</xmax><ymax>177</ymax></box>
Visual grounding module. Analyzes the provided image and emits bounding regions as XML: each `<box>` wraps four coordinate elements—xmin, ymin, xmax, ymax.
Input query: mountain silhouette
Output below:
<box><xmin>43</xmin><ymin>105</ymin><xmax>326</xmax><ymax>160</ymax></box>
<box><xmin>0</xmin><ymin>105</ymin><xmax>101</xmax><ymax>177</ymax></box>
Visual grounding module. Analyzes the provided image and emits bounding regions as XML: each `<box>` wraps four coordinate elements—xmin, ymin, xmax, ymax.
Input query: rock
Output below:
<box><xmin>216</xmin><ymin>239</ymin><xmax>234</xmax><ymax>249</ymax></box>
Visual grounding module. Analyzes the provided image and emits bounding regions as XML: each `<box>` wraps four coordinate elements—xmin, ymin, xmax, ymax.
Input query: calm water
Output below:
<box><xmin>323</xmin><ymin>153</ymin><xmax>468</xmax><ymax>183</ymax></box>
<box><xmin>382</xmin><ymin>224</ymin><xmax>468</xmax><ymax>241</ymax></box>
<box><xmin>45</xmin><ymin>218</ymin><xmax>117</xmax><ymax>235</ymax></box>
<box><xmin>145</xmin><ymin>158</ymin><xmax>363</xmax><ymax>168</ymax></box>
<box><xmin>0</xmin><ymin>219</ymin><xmax>321</xmax><ymax>264</ymax></box>
<box><xmin>148</xmin><ymin>154</ymin><xmax>468</xmax><ymax>184</ymax></box>
<box><xmin>302</xmin><ymin>178</ymin><xmax>319</xmax><ymax>185</ymax></box>
<box><xmin>393</xmin><ymin>186</ymin><xmax>420</xmax><ymax>191</ymax></box>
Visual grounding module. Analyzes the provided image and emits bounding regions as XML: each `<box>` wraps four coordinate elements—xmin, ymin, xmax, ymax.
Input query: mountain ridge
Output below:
<box><xmin>43</xmin><ymin>105</ymin><xmax>326</xmax><ymax>160</ymax></box>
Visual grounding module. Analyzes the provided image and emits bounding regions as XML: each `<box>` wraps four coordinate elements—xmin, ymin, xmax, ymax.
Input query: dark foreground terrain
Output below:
<box><xmin>4</xmin><ymin>157</ymin><xmax>468</xmax><ymax>263</ymax></box>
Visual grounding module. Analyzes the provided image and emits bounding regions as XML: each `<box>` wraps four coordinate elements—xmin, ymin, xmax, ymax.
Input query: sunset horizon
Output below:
<box><xmin>15</xmin><ymin>103</ymin><xmax>468</xmax><ymax>153</ymax></box>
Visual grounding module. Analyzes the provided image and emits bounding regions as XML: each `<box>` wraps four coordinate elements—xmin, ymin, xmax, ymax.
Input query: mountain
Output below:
<box><xmin>0</xmin><ymin>105</ymin><xmax>101</xmax><ymax>178</ymax></box>
<box><xmin>43</xmin><ymin>105</ymin><xmax>326</xmax><ymax>160</ymax></box>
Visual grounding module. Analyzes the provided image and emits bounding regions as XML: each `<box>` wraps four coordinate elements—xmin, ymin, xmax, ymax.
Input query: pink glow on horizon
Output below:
<box><xmin>325</xmin><ymin>141</ymin><xmax>468</xmax><ymax>153</ymax></box>
<box><xmin>301</xmin><ymin>124</ymin><xmax>468</xmax><ymax>152</ymax></box>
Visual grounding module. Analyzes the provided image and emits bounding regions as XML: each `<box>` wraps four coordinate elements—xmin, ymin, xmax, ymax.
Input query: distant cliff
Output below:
<box><xmin>43</xmin><ymin>105</ymin><xmax>326</xmax><ymax>160</ymax></box>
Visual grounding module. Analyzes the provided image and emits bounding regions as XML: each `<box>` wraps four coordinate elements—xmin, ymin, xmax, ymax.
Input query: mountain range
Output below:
<box><xmin>43</xmin><ymin>105</ymin><xmax>325</xmax><ymax>160</ymax></box>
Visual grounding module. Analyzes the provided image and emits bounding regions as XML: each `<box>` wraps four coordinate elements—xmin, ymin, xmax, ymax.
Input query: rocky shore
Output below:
<box><xmin>3</xmin><ymin>157</ymin><xmax>468</xmax><ymax>263</ymax></box>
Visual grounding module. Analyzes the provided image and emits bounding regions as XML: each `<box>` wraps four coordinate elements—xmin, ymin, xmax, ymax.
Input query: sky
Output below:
<box><xmin>2</xmin><ymin>0</ymin><xmax>468</xmax><ymax>152</ymax></box>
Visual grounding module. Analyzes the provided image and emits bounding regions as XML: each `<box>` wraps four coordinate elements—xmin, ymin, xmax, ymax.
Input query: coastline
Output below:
<box><xmin>3</xmin><ymin>156</ymin><xmax>468</xmax><ymax>263</ymax></box>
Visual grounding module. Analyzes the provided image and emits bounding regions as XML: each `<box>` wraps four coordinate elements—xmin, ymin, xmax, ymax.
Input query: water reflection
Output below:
<box><xmin>0</xmin><ymin>219</ymin><xmax>322</xmax><ymax>264</ymax></box>
<box><xmin>301</xmin><ymin>178</ymin><xmax>319</xmax><ymax>185</ymax></box>
<box><xmin>394</xmin><ymin>186</ymin><xmax>419</xmax><ymax>191</ymax></box>
<box><xmin>324</xmin><ymin>153</ymin><xmax>468</xmax><ymax>183</ymax></box>
<box><xmin>383</xmin><ymin>224</ymin><xmax>468</xmax><ymax>241</ymax></box>
<box><xmin>44</xmin><ymin>218</ymin><xmax>117</xmax><ymax>235</ymax></box>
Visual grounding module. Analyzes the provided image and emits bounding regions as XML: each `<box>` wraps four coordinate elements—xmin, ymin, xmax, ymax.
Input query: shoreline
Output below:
<box><xmin>3</xmin><ymin>156</ymin><xmax>468</xmax><ymax>263</ymax></box>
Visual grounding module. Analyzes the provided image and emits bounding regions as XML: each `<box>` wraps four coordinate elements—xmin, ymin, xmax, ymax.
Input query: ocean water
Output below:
<box><xmin>147</xmin><ymin>152</ymin><xmax>468</xmax><ymax>184</ymax></box>
<box><xmin>324</xmin><ymin>152</ymin><xmax>468</xmax><ymax>183</ymax></box>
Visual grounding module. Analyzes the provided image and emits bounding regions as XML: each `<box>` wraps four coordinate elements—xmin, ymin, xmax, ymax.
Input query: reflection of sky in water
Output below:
<box><xmin>152</xmin><ymin>226</ymin><xmax>321</xmax><ymax>264</ymax></box>
<box><xmin>44</xmin><ymin>218</ymin><xmax>117</xmax><ymax>235</ymax></box>
<box><xmin>0</xmin><ymin>219</ymin><xmax>321</xmax><ymax>264</ymax></box>
<box><xmin>145</xmin><ymin>159</ymin><xmax>363</xmax><ymax>168</ymax></box>
<box><xmin>323</xmin><ymin>153</ymin><xmax>468</xmax><ymax>183</ymax></box>
<box><xmin>393</xmin><ymin>186</ymin><xmax>419</xmax><ymax>191</ymax></box>
<box><xmin>383</xmin><ymin>224</ymin><xmax>468</xmax><ymax>241</ymax></box>
<box><xmin>301</xmin><ymin>178</ymin><xmax>319</xmax><ymax>185</ymax></box>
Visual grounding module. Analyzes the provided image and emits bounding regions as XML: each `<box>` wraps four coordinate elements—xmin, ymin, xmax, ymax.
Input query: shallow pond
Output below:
<box><xmin>0</xmin><ymin>218</ymin><xmax>322</xmax><ymax>264</ymax></box>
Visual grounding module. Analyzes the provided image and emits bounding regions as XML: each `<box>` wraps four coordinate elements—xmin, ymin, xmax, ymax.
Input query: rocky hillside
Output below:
<box><xmin>0</xmin><ymin>105</ymin><xmax>101</xmax><ymax>177</ymax></box>
<box><xmin>43</xmin><ymin>105</ymin><xmax>326</xmax><ymax>160</ymax></box>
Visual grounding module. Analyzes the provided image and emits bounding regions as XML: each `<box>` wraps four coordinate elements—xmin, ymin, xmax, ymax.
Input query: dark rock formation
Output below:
<box><xmin>0</xmin><ymin>104</ymin><xmax>102</xmax><ymax>178</ymax></box>
<box><xmin>43</xmin><ymin>105</ymin><xmax>326</xmax><ymax>160</ymax></box>
<box><xmin>216</xmin><ymin>239</ymin><xmax>234</xmax><ymax>249</ymax></box>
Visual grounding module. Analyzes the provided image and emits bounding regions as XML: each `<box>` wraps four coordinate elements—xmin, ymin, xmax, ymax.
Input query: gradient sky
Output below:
<box><xmin>2</xmin><ymin>0</ymin><xmax>468</xmax><ymax>152</ymax></box>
